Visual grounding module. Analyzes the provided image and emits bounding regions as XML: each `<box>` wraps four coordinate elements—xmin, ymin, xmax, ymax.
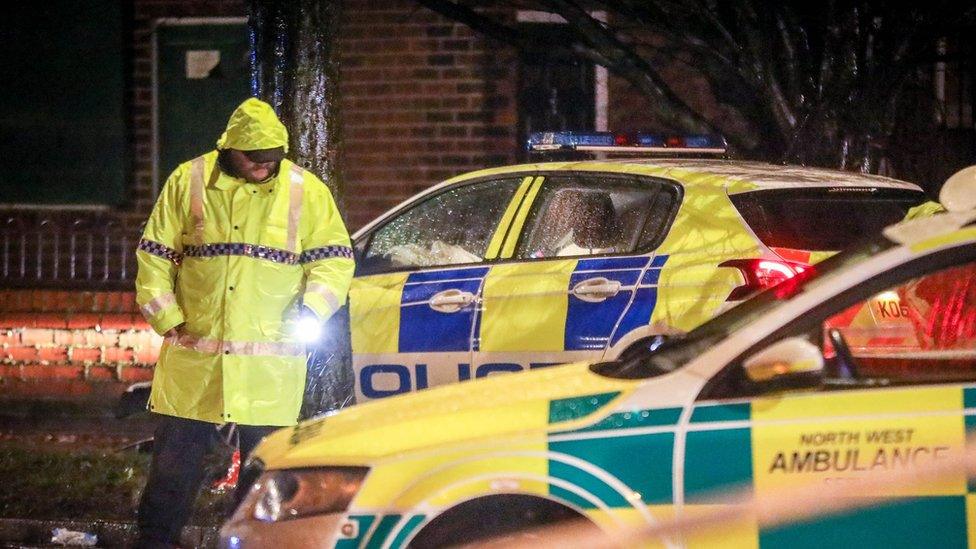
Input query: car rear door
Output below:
<box><xmin>473</xmin><ymin>172</ymin><xmax>680</xmax><ymax>375</ymax></box>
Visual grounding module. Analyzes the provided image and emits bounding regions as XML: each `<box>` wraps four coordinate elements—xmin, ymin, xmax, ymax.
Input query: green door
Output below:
<box><xmin>157</xmin><ymin>21</ymin><xmax>250</xmax><ymax>185</ymax></box>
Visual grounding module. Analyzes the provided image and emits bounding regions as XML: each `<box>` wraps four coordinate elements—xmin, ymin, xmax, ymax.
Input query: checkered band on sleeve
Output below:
<box><xmin>137</xmin><ymin>238</ymin><xmax>183</xmax><ymax>265</ymax></box>
<box><xmin>183</xmin><ymin>243</ymin><xmax>300</xmax><ymax>265</ymax></box>
<box><xmin>299</xmin><ymin>245</ymin><xmax>354</xmax><ymax>264</ymax></box>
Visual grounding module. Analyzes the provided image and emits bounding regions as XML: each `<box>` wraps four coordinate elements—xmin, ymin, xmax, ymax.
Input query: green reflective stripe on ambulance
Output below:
<box><xmin>549</xmin><ymin>432</ymin><xmax>674</xmax><ymax>508</ymax></box>
<box><xmin>388</xmin><ymin>514</ymin><xmax>426</xmax><ymax>549</ymax></box>
<box><xmin>364</xmin><ymin>514</ymin><xmax>402</xmax><ymax>549</ymax></box>
<box><xmin>759</xmin><ymin>496</ymin><xmax>967</xmax><ymax>548</ymax></box>
<box><xmin>962</xmin><ymin>389</ymin><xmax>976</xmax><ymax>492</ymax></box>
<box><xmin>548</xmin><ymin>458</ymin><xmax>631</xmax><ymax>509</ymax></box>
<box><xmin>685</xmin><ymin>402</ymin><xmax>754</xmax><ymax>500</ymax></box>
<box><xmin>685</xmin><ymin>427</ymin><xmax>753</xmax><ymax>502</ymax></box>
<box><xmin>966</xmin><ymin>390</ymin><xmax>976</xmax><ymax>493</ymax></box>
<box><xmin>548</xmin><ymin>392</ymin><xmax>620</xmax><ymax>424</ymax></box>
<box><xmin>964</xmin><ymin>387</ymin><xmax>976</xmax><ymax>409</ymax></box>
<box><xmin>690</xmin><ymin>402</ymin><xmax>751</xmax><ymax>423</ymax></box>
<box><xmin>334</xmin><ymin>515</ymin><xmax>375</xmax><ymax>549</ymax></box>
<box><xmin>561</xmin><ymin>407</ymin><xmax>682</xmax><ymax>434</ymax></box>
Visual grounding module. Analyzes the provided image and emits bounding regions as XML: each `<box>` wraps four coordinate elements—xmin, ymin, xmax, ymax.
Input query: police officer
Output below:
<box><xmin>134</xmin><ymin>98</ymin><xmax>354</xmax><ymax>548</ymax></box>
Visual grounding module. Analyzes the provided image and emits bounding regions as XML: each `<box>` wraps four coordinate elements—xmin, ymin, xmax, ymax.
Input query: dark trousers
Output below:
<box><xmin>136</xmin><ymin>414</ymin><xmax>276</xmax><ymax>547</ymax></box>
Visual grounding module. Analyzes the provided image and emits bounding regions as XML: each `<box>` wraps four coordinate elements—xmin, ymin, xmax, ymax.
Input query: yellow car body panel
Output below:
<box><xmin>255</xmin><ymin>361</ymin><xmax>636</xmax><ymax>467</ymax></box>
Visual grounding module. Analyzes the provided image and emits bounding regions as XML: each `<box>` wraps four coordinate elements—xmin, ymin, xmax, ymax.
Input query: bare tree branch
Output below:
<box><xmin>545</xmin><ymin>0</ymin><xmax>732</xmax><ymax>139</ymax></box>
<box><xmin>413</xmin><ymin>0</ymin><xmax>976</xmax><ymax>172</ymax></box>
<box><xmin>416</xmin><ymin>0</ymin><xmax>527</xmax><ymax>50</ymax></box>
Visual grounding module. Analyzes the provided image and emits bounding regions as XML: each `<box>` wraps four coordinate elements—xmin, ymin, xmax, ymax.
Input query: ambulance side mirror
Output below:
<box><xmin>940</xmin><ymin>165</ymin><xmax>976</xmax><ymax>213</ymax></box>
<box><xmin>743</xmin><ymin>337</ymin><xmax>824</xmax><ymax>389</ymax></box>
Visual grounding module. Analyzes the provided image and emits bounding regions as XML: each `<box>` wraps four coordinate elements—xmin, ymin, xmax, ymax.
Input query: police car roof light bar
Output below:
<box><xmin>526</xmin><ymin>131</ymin><xmax>728</xmax><ymax>155</ymax></box>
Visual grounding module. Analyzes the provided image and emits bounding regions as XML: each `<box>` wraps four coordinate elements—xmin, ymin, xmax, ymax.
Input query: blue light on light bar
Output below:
<box><xmin>682</xmin><ymin>135</ymin><xmax>726</xmax><ymax>148</ymax></box>
<box><xmin>635</xmin><ymin>134</ymin><xmax>665</xmax><ymax>147</ymax></box>
<box><xmin>526</xmin><ymin>131</ymin><xmax>616</xmax><ymax>149</ymax></box>
<box><xmin>527</xmin><ymin>131</ymin><xmax>727</xmax><ymax>155</ymax></box>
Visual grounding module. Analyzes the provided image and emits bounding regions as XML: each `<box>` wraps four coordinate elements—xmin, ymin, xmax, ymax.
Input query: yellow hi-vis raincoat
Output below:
<box><xmin>135</xmin><ymin>98</ymin><xmax>354</xmax><ymax>426</ymax></box>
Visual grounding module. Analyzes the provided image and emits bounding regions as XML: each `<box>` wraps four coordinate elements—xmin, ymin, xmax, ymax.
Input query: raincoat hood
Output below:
<box><xmin>216</xmin><ymin>98</ymin><xmax>289</xmax><ymax>153</ymax></box>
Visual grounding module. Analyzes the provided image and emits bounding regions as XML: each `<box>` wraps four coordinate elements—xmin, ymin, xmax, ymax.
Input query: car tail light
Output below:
<box><xmin>721</xmin><ymin>259</ymin><xmax>811</xmax><ymax>301</ymax></box>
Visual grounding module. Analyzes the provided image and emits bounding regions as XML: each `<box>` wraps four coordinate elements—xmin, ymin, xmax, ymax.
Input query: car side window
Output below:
<box><xmin>356</xmin><ymin>178</ymin><xmax>522</xmax><ymax>276</ymax></box>
<box><xmin>515</xmin><ymin>174</ymin><xmax>677</xmax><ymax>259</ymax></box>
<box><xmin>705</xmin><ymin>258</ymin><xmax>976</xmax><ymax>399</ymax></box>
<box><xmin>821</xmin><ymin>261</ymin><xmax>976</xmax><ymax>384</ymax></box>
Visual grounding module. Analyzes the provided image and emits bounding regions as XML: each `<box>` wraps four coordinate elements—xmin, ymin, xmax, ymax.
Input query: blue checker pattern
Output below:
<box><xmin>140</xmin><ymin>239</ymin><xmax>353</xmax><ymax>267</ymax></box>
<box><xmin>300</xmin><ymin>245</ymin><xmax>354</xmax><ymax>263</ymax></box>
<box><xmin>184</xmin><ymin>242</ymin><xmax>300</xmax><ymax>265</ymax></box>
<box><xmin>137</xmin><ymin>238</ymin><xmax>183</xmax><ymax>265</ymax></box>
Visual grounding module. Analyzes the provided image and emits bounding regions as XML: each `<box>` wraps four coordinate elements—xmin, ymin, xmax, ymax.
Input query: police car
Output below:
<box><xmin>221</xmin><ymin>168</ymin><xmax>976</xmax><ymax>548</ymax></box>
<box><xmin>347</xmin><ymin>132</ymin><xmax>928</xmax><ymax>400</ymax></box>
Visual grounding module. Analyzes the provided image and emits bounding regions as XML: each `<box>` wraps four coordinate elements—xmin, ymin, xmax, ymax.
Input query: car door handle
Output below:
<box><xmin>572</xmin><ymin>277</ymin><xmax>622</xmax><ymax>302</ymax></box>
<box><xmin>429</xmin><ymin>289</ymin><xmax>477</xmax><ymax>313</ymax></box>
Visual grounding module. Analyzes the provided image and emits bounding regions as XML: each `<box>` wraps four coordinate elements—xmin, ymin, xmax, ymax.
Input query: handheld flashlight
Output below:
<box><xmin>295</xmin><ymin>306</ymin><xmax>322</xmax><ymax>343</ymax></box>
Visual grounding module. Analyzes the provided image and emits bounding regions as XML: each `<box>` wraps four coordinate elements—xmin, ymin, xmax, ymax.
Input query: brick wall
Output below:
<box><xmin>125</xmin><ymin>1</ymin><xmax>521</xmax><ymax>229</ymax></box>
<box><xmin>339</xmin><ymin>0</ymin><xmax>519</xmax><ymax>229</ymax></box>
<box><xmin>0</xmin><ymin>290</ymin><xmax>159</xmax><ymax>400</ymax></box>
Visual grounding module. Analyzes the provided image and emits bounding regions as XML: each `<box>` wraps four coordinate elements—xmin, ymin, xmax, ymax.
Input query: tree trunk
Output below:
<box><xmin>248</xmin><ymin>0</ymin><xmax>354</xmax><ymax>418</ymax></box>
<box><xmin>248</xmin><ymin>0</ymin><xmax>344</xmax><ymax>202</ymax></box>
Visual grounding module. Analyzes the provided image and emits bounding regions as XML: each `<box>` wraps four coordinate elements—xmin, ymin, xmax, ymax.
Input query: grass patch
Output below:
<box><xmin>0</xmin><ymin>398</ymin><xmax>113</xmax><ymax>419</ymax></box>
<box><xmin>0</xmin><ymin>443</ymin><xmax>234</xmax><ymax>525</ymax></box>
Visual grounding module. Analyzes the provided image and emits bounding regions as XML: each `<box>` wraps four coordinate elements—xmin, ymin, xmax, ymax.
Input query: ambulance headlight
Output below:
<box><xmin>245</xmin><ymin>467</ymin><xmax>368</xmax><ymax>522</ymax></box>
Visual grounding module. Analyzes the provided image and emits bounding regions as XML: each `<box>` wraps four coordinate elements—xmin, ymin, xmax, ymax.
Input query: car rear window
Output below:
<box><xmin>729</xmin><ymin>188</ymin><xmax>926</xmax><ymax>251</ymax></box>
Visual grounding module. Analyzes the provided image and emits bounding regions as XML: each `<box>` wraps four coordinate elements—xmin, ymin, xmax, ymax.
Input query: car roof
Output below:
<box><xmin>352</xmin><ymin>158</ymin><xmax>925</xmax><ymax>239</ymax></box>
<box><xmin>443</xmin><ymin>158</ymin><xmax>923</xmax><ymax>193</ymax></box>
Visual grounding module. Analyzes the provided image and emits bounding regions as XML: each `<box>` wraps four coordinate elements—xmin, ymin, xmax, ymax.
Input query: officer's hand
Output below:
<box><xmin>295</xmin><ymin>307</ymin><xmax>323</xmax><ymax>343</ymax></box>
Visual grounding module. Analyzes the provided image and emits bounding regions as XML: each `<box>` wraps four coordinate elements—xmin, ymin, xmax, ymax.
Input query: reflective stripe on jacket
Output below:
<box><xmin>136</xmin><ymin>151</ymin><xmax>354</xmax><ymax>425</ymax></box>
